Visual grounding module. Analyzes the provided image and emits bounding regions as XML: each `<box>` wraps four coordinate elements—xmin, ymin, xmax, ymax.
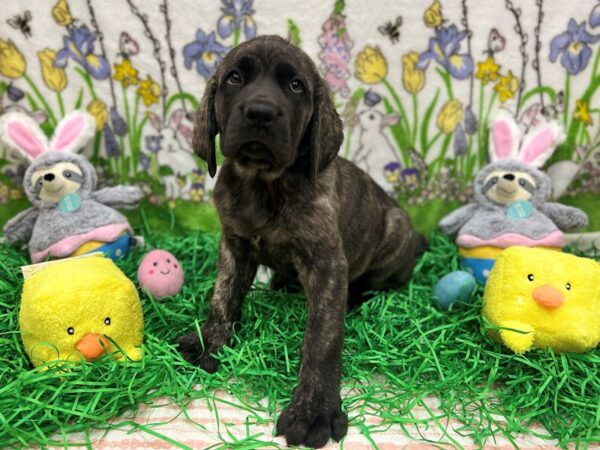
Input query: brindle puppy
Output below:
<box><xmin>178</xmin><ymin>35</ymin><xmax>426</xmax><ymax>448</ymax></box>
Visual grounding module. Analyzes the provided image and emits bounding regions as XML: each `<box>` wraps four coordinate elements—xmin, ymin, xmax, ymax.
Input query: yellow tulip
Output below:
<box><xmin>0</xmin><ymin>39</ymin><xmax>26</xmax><ymax>79</ymax></box>
<box><xmin>402</xmin><ymin>52</ymin><xmax>425</xmax><ymax>94</ymax></box>
<box><xmin>38</xmin><ymin>49</ymin><xmax>67</xmax><ymax>92</ymax></box>
<box><xmin>424</xmin><ymin>0</ymin><xmax>443</xmax><ymax>28</ymax></box>
<box><xmin>87</xmin><ymin>100</ymin><xmax>109</xmax><ymax>131</ymax></box>
<box><xmin>355</xmin><ymin>46</ymin><xmax>387</xmax><ymax>84</ymax></box>
<box><xmin>52</xmin><ymin>0</ymin><xmax>73</xmax><ymax>26</ymax></box>
<box><xmin>437</xmin><ymin>99</ymin><xmax>463</xmax><ymax>134</ymax></box>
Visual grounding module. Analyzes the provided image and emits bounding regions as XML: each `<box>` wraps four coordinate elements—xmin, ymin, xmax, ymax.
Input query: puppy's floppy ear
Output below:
<box><xmin>193</xmin><ymin>75</ymin><xmax>218</xmax><ymax>177</ymax></box>
<box><xmin>306</xmin><ymin>81</ymin><xmax>343</xmax><ymax>181</ymax></box>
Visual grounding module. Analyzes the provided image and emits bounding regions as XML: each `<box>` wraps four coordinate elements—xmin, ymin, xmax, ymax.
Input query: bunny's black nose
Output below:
<box><xmin>44</xmin><ymin>173</ymin><xmax>55</xmax><ymax>182</ymax></box>
<box><xmin>503</xmin><ymin>173</ymin><xmax>515</xmax><ymax>181</ymax></box>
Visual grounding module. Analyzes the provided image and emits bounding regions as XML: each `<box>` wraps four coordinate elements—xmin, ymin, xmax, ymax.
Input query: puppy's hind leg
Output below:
<box><xmin>177</xmin><ymin>233</ymin><xmax>257</xmax><ymax>373</ymax></box>
<box><xmin>356</xmin><ymin>208</ymin><xmax>427</xmax><ymax>299</ymax></box>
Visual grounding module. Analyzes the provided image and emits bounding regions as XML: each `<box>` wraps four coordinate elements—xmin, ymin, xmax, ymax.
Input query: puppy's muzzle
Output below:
<box><xmin>243</xmin><ymin>101</ymin><xmax>277</xmax><ymax>127</ymax></box>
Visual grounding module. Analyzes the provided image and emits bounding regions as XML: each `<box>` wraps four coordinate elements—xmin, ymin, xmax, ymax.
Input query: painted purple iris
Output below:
<box><xmin>417</xmin><ymin>25</ymin><xmax>474</xmax><ymax>80</ymax></box>
<box><xmin>364</xmin><ymin>91</ymin><xmax>382</xmax><ymax>107</ymax></box>
<box><xmin>139</xmin><ymin>153</ymin><xmax>150</xmax><ymax>171</ymax></box>
<box><xmin>7</xmin><ymin>84</ymin><xmax>24</xmax><ymax>102</ymax></box>
<box><xmin>217</xmin><ymin>0</ymin><xmax>257</xmax><ymax>40</ymax></box>
<box><xmin>590</xmin><ymin>4</ymin><xmax>600</xmax><ymax>29</ymax></box>
<box><xmin>103</xmin><ymin>124</ymin><xmax>120</xmax><ymax>157</ymax></box>
<box><xmin>453</xmin><ymin>124</ymin><xmax>467</xmax><ymax>156</ymax></box>
<box><xmin>110</xmin><ymin>107</ymin><xmax>127</xmax><ymax>137</ymax></box>
<box><xmin>550</xmin><ymin>19</ymin><xmax>600</xmax><ymax>75</ymax></box>
<box><xmin>54</xmin><ymin>25</ymin><xmax>110</xmax><ymax>80</ymax></box>
<box><xmin>464</xmin><ymin>107</ymin><xmax>477</xmax><ymax>135</ymax></box>
<box><xmin>145</xmin><ymin>135</ymin><xmax>163</xmax><ymax>153</ymax></box>
<box><xmin>183</xmin><ymin>30</ymin><xmax>230</xmax><ymax>79</ymax></box>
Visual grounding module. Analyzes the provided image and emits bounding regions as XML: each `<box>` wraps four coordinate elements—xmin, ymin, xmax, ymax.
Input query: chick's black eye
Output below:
<box><xmin>227</xmin><ymin>71</ymin><xmax>242</xmax><ymax>85</ymax></box>
<box><xmin>527</xmin><ymin>274</ymin><xmax>534</xmax><ymax>282</ymax></box>
<box><xmin>104</xmin><ymin>317</ymin><xmax>111</xmax><ymax>325</ymax></box>
<box><xmin>566</xmin><ymin>282</ymin><xmax>571</xmax><ymax>291</ymax></box>
<box><xmin>289</xmin><ymin>79</ymin><xmax>304</xmax><ymax>94</ymax></box>
<box><xmin>67</xmin><ymin>327</ymin><xmax>74</xmax><ymax>335</ymax></box>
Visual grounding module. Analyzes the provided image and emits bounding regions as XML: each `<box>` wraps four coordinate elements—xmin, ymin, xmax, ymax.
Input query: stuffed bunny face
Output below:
<box><xmin>24</xmin><ymin>151</ymin><xmax>97</xmax><ymax>206</ymax></box>
<box><xmin>30</xmin><ymin>161</ymin><xmax>84</xmax><ymax>203</ymax></box>
<box><xmin>481</xmin><ymin>168</ymin><xmax>536</xmax><ymax>205</ymax></box>
<box><xmin>0</xmin><ymin>111</ymin><xmax>96</xmax><ymax>205</ymax></box>
<box><xmin>474</xmin><ymin>110</ymin><xmax>564</xmax><ymax>207</ymax></box>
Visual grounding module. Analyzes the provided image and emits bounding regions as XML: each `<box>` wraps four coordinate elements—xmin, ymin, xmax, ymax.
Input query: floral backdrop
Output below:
<box><xmin>0</xmin><ymin>0</ymin><xmax>599</xmax><ymax>233</ymax></box>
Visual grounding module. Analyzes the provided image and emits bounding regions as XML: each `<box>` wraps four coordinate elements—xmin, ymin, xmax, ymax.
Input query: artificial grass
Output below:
<box><xmin>0</xmin><ymin>231</ymin><xmax>599</xmax><ymax>448</ymax></box>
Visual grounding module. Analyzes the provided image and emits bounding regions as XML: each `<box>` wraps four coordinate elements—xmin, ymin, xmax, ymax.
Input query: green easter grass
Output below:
<box><xmin>0</xmin><ymin>232</ymin><xmax>599</xmax><ymax>448</ymax></box>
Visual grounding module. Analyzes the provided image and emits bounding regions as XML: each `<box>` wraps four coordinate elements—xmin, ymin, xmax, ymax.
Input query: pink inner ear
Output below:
<box><xmin>170</xmin><ymin>110</ymin><xmax>183</xmax><ymax>128</ymax></box>
<box><xmin>492</xmin><ymin>121</ymin><xmax>515</xmax><ymax>160</ymax></box>
<box><xmin>520</xmin><ymin>128</ymin><xmax>556</xmax><ymax>164</ymax></box>
<box><xmin>54</xmin><ymin>116</ymin><xmax>85</xmax><ymax>151</ymax></box>
<box><xmin>178</xmin><ymin>125</ymin><xmax>193</xmax><ymax>146</ymax></box>
<box><xmin>382</xmin><ymin>114</ymin><xmax>400</xmax><ymax>126</ymax></box>
<box><xmin>7</xmin><ymin>122</ymin><xmax>45</xmax><ymax>158</ymax></box>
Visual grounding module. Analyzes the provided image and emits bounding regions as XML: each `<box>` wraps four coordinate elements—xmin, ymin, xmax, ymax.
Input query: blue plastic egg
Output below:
<box><xmin>433</xmin><ymin>270</ymin><xmax>477</xmax><ymax>310</ymax></box>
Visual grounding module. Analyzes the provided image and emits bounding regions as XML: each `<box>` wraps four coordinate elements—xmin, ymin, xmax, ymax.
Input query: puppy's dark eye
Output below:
<box><xmin>519</xmin><ymin>179</ymin><xmax>525</xmax><ymax>186</ymax></box>
<box><xmin>64</xmin><ymin>171</ymin><xmax>72</xmax><ymax>178</ymax></box>
<box><xmin>289</xmin><ymin>79</ymin><xmax>304</xmax><ymax>94</ymax></box>
<box><xmin>227</xmin><ymin>71</ymin><xmax>242</xmax><ymax>85</ymax></box>
<box><xmin>490</xmin><ymin>177</ymin><xmax>498</xmax><ymax>184</ymax></box>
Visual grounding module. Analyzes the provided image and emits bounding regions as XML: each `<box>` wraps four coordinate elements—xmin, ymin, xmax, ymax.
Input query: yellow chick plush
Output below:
<box><xmin>483</xmin><ymin>246</ymin><xmax>600</xmax><ymax>354</ymax></box>
<box><xmin>20</xmin><ymin>255</ymin><xmax>143</xmax><ymax>366</ymax></box>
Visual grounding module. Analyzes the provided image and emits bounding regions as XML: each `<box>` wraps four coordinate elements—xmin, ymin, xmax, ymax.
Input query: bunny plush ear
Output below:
<box><xmin>518</xmin><ymin>121</ymin><xmax>564</xmax><ymax>168</ymax></box>
<box><xmin>489</xmin><ymin>109</ymin><xmax>521</xmax><ymax>162</ymax></box>
<box><xmin>49</xmin><ymin>111</ymin><xmax>95</xmax><ymax>153</ymax></box>
<box><xmin>0</xmin><ymin>112</ymin><xmax>49</xmax><ymax>161</ymax></box>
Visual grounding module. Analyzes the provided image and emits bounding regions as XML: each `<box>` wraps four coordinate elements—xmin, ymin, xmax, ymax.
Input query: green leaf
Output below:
<box><xmin>519</xmin><ymin>86</ymin><xmax>557</xmax><ymax>107</ymax></box>
<box><xmin>287</xmin><ymin>19</ymin><xmax>302</xmax><ymax>47</ymax></box>
<box><xmin>420</xmin><ymin>89</ymin><xmax>440</xmax><ymax>157</ymax></box>
<box><xmin>73</xmin><ymin>88</ymin><xmax>84</xmax><ymax>110</ymax></box>
<box><xmin>158</xmin><ymin>165</ymin><xmax>175</xmax><ymax>176</ymax></box>
<box><xmin>165</xmin><ymin>92</ymin><xmax>199</xmax><ymax>114</ymax></box>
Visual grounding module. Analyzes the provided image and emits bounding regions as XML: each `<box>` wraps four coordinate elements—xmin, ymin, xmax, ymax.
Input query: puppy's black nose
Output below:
<box><xmin>44</xmin><ymin>173</ymin><xmax>55</xmax><ymax>182</ymax></box>
<box><xmin>244</xmin><ymin>102</ymin><xmax>276</xmax><ymax>125</ymax></box>
<box><xmin>503</xmin><ymin>173</ymin><xmax>515</xmax><ymax>181</ymax></box>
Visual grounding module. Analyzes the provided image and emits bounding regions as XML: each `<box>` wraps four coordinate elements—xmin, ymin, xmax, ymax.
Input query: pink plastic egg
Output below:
<box><xmin>137</xmin><ymin>250</ymin><xmax>184</xmax><ymax>299</ymax></box>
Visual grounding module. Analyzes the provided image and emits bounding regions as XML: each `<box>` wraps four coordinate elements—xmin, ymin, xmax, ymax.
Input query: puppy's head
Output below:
<box><xmin>193</xmin><ymin>35</ymin><xmax>343</xmax><ymax>181</ymax></box>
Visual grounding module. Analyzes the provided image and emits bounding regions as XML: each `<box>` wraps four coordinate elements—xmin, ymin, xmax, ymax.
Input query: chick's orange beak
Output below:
<box><xmin>76</xmin><ymin>333</ymin><xmax>110</xmax><ymax>361</ymax></box>
<box><xmin>532</xmin><ymin>284</ymin><xmax>565</xmax><ymax>309</ymax></box>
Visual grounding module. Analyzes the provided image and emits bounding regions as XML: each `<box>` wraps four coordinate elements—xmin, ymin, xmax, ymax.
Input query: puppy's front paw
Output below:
<box><xmin>276</xmin><ymin>387</ymin><xmax>348</xmax><ymax>448</ymax></box>
<box><xmin>176</xmin><ymin>332</ymin><xmax>220</xmax><ymax>373</ymax></box>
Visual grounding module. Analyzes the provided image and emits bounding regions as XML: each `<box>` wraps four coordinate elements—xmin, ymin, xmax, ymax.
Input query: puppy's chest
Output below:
<box><xmin>222</xmin><ymin>206</ymin><xmax>295</xmax><ymax>266</ymax></box>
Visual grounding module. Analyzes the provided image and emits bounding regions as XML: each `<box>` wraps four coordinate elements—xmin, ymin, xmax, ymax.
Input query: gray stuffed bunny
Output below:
<box><xmin>439</xmin><ymin>110</ymin><xmax>588</xmax><ymax>283</ymax></box>
<box><xmin>0</xmin><ymin>111</ymin><xmax>143</xmax><ymax>262</ymax></box>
